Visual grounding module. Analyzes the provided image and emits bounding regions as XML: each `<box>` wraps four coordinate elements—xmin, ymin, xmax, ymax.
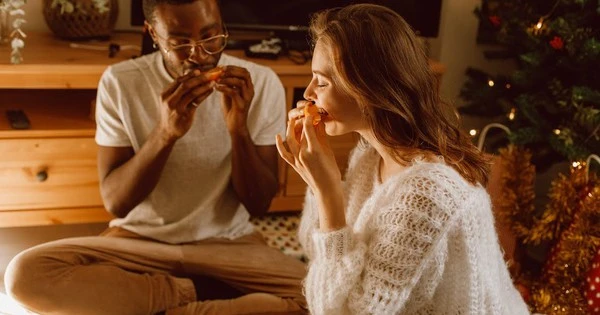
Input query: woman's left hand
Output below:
<box><xmin>276</xmin><ymin>103</ymin><xmax>342</xmax><ymax>201</ymax></box>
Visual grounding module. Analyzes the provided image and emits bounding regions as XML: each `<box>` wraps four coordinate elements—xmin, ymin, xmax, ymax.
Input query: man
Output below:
<box><xmin>4</xmin><ymin>0</ymin><xmax>307</xmax><ymax>314</ymax></box>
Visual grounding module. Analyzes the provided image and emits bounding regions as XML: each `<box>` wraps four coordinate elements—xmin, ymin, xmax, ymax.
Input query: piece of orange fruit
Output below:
<box><xmin>303</xmin><ymin>105</ymin><xmax>322</xmax><ymax>125</ymax></box>
<box><xmin>206</xmin><ymin>67</ymin><xmax>223</xmax><ymax>81</ymax></box>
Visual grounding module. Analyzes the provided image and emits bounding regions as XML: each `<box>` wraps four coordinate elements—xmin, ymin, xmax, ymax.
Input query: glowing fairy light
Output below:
<box><xmin>469</xmin><ymin>129</ymin><xmax>478</xmax><ymax>136</ymax></box>
<box><xmin>488</xmin><ymin>80</ymin><xmax>495</xmax><ymax>87</ymax></box>
<box><xmin>535</xmin><ymin>20</ymin><xmax>543</xmax><ymax>29</ymax></box>
<box><xmin>553</xmin><ymin>129</ymin><xmax>561</xmax><ymax>135</ymax></box>
<box><xmin>508</xmin><ymin>108</ymin><xmax>516</xmax><ymax>121</ymax></box>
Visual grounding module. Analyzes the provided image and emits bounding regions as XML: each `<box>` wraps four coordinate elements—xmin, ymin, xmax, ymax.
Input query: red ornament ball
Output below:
<box><xmin>550</xmin><ymin>36</ymin><xmax>564</xmax><ymax>50</ymax></box>
<box><xmin>585</xmin><ymin>249</ymin><xmax>600</xmax><ymax>314</ymax></box>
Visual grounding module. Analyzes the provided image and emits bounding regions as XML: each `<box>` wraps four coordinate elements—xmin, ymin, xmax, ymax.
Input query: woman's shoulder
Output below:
<box><xmin>381</xmin><ymin>158</ymin><xmax>486</xmax><ymax>214</ymax></box>
<box><xmin>404</xmin><ymin>158</ymin><xmax>479</xmax><ymax>192</ymax></box>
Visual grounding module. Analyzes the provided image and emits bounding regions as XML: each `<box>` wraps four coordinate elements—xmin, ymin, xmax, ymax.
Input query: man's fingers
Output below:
<box><xmin>214</xmin><ymin>84</ymin><xmax>245</xmax><ymax>110</ymax></box>
<box><xmin>162</xmin><ymin>70</ymin><xmax>197</xmax><ymax>97</ymax></box>
<box><xmin>180</xmin><ymin>83</ymin><xmax>215</xmax><ymax>111</ymax></box>
<box><xmin>217</xmin><ymin>78</ymin><xmax>253</xmax><ymax>104</ymax></box>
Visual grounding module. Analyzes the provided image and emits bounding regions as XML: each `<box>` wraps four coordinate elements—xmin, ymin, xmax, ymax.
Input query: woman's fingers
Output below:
<box><xmin>296</xmin><ymin>99</ymin><xmax>313</xmax><ymax>109</ymax></box>
<box><xmin>302</xmin><ymin>115</ymin><xmax>320</xmax><ymax>151</ymax></box>
<box><xmin>288</xmin><ymin>107</ymin><xmax>303</xmax><ymax>121</ymax></box>
<box><xmin>288</xmin><ymin>100</ymin><xmax>313</xmax><ymax>120</ymax></box>
<box><xmin>286</xmin><ymin>118</ymin><xmax>301</xmax><ymax>157</ymax></box>
<box><xmin>275</xmin><ymin>134</ymin><xmax>295</xmax><ymax>166</ymax></box>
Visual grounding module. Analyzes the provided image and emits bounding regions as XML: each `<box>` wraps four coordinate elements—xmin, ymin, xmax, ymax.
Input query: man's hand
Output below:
<box><xmin>214</xmin><ymin>66</ymin><xmax>255</xmax><ymax>135</ymax></box>
<box><xmin>158</xmin><ymin>70</ymin><xmax>216</xmax><ymax>141</ymax></box>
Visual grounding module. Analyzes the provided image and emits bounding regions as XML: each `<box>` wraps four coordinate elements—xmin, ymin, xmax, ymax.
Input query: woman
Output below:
<box><xmin>276</xmin><ymin>4</ymin><xmax>529</xmax><ymax>315</ymax></box>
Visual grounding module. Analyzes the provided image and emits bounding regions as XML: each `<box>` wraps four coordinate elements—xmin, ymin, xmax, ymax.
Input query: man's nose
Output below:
<box><xmin>188</xmin><ymin>45</ymin><xmax>210</xmax><ymax>62</ymax></box>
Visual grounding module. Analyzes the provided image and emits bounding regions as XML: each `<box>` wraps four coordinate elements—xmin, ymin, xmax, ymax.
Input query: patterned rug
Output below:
<box><xmin>250</xmin><ymin>213</ymin><xmax>307</xmax><ymax>262</ymax></box>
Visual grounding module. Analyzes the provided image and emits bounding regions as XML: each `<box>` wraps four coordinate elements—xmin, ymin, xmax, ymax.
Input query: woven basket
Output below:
<box><xmin>43</xmin><ymin>0</ymin><xmax>119</xmax><ymax>40</ymax></box>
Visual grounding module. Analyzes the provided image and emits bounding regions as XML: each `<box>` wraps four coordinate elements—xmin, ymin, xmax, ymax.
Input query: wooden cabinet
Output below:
<box><xmin>0</xmin><ymin>32</ymin><xmax>444</xmax><ymax>227</ymax></box>
<box><xmin>0</xmin><ymin>137</ymin><xmax>101</xmax><ymax>211</ymax></box>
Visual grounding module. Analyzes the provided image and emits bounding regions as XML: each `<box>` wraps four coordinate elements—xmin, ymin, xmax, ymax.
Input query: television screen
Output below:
<box><xmin>221</xmin><ymin>0</ymin><xmax>442</xmax><ymax>38</ymax></box>
<box><xmin>131</xmin><ymin>0</ymin><xmax>442</xmax><ymax>53</ymax></box>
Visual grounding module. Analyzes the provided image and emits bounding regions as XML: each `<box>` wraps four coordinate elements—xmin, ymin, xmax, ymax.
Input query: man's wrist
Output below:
<box><xmin>152</xmin><ymin>126</ymin><xmax>178</xmax><ymax>148</ymax></box>
<box><xmin>229</xmin><ymin>124</ymin><xmax>251</xmax><ymax>140</ymax></box>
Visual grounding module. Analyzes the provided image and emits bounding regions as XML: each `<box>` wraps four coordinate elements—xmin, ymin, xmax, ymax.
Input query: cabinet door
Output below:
<box><xmin>0</xmin><ymin>137</ymin><xmax>102</xmax><ymax>210</ymax></box>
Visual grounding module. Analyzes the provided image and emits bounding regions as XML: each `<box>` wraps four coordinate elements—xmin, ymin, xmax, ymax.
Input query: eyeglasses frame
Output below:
<box><xmin>151</xmin><ymin>25</ymin><xmax>229</xmax><ymax>58</ymax></box>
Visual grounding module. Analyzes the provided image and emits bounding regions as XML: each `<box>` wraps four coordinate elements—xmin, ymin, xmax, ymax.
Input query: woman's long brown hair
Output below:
<box><xmin>310</xmin><ymin>4</ymin><xmax>491</xmax><ymax>185</ymax></box>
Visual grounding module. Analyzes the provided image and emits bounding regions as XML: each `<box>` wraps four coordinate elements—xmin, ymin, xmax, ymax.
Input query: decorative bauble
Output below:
<box><xmin>585</xmin><ymin>249</ymin><xmax>600</xmax><ymax>314</ymax></box>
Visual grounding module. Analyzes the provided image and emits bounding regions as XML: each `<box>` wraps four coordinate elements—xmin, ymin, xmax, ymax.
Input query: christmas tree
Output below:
<box><xmin>461</xmin><ymin>1</ymin><xmax>600</xmax><ymax>313</ymax></box>
<box><xmin>460</xmin><ymin>0</ymin><xmax>599</xmax><ymax>171</ymax></box>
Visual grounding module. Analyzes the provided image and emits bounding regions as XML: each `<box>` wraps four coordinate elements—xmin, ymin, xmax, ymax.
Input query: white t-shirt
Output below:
<box><xmin>95</xmin><ymin>52</ymin><xmax>286</xmax><ymax>244</ymax></box>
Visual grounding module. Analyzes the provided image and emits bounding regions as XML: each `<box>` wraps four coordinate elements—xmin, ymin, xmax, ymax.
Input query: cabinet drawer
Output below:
<box><xmin>0</xmin><ymin>138</ymin><xmax>102</xmax><ymax>210</ymax></box>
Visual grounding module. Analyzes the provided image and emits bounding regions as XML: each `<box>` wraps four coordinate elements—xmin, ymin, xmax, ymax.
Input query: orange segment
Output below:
<box><xmin>205</xmin><ymin>68</ymin><xmax>223</xmax><ymax>81</ymax></box>
<box><xmin>303</xmin><ymin>105</ymin><xmax>322</xmax><ymax>125</ymax></box>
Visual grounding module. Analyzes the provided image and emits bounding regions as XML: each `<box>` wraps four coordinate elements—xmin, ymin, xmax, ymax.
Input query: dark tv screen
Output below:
<box><xmin>221</xmin><ymin>0</ymin><xmax>442</xmax><ymax>38</ymax></box>
<box><xmin>131</xmin><ymin>1</ymin><xmax>443</xmax><ymax>38</ymax></box>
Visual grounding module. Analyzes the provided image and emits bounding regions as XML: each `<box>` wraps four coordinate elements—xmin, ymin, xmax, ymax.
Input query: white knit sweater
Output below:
<box><xmin>298</xmin><ymin>145</ymin><xmax>530</xmax><ymax>315</ymax></box>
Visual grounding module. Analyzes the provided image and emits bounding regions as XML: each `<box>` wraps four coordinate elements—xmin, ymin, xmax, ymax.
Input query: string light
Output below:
<box><xmin>469</xmin><ymin>129</ymin><xmax>478</xmax><ymax>137</ymax></box>
<box><xmin>505</xmin><ymin>83</ymin><xmax>511</xmax><ymax>89</ymax></box>
<box><xmin>535</xmin><ymin>19</ymin><xmax>544</xmax><ymax>30</ymax></box>
<box><xmin>554</xmin><ymin>129</ymin><xmax>561</xmax><ymax>135</ymax></box>
<box><xmin>488</xmin><ymin>80</ymin><xmax>495</xmax><ymax>87</ymax></box>
<box><xmin>531</xmin><ymin>0</ymin><xmax>560</xmax><ymax>34</ymax></box>
<box><xmin>572</xmin><ymin>161</ymin><xmax>581</xmax><ymax>168</ymax></box>
<box><xmin>508</xmin><ymin>108</ymin><xmax>516</xmax><ymax>120</ymax></box>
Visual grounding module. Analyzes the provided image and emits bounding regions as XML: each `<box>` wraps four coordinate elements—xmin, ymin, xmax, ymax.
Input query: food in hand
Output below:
<box><xmin>205</xmin><ymin>67</ymin><xmax>224</xmax><ymax>81</ymax></box>
<box><xmin>303</xmin><ymin>105</ymin><xmax>326</xmax><ymax>125</ymax></box>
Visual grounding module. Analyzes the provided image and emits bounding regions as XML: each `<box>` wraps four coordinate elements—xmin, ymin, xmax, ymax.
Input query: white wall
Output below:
<box><xmin>434</xmin><ymin>0</ymin><xmax>515</xmax><ymax>105</ymax></box>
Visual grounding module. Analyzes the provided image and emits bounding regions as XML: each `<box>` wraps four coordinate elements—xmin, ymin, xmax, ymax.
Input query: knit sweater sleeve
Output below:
<box><xmin>304</xmin><ymin>173</ymin><xmax>459</xmax><ymax>315</ymax></box>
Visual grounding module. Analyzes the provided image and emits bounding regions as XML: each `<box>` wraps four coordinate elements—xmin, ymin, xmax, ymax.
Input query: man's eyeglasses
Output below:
<box><xmin>154</xmin><ymin>27</ymin><xmax>229</xmax><ymax>59</ymax></box>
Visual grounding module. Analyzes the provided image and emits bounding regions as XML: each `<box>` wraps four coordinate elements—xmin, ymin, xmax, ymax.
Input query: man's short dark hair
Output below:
<box><xmin>143</xmin><ymin>0</ymin><xmax>218</xmax><ymax>24</ymax></box>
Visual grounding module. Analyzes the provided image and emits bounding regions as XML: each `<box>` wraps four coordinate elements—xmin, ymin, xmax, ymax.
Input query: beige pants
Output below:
<box><xmin>4</xmin><ymin>227</ymin><xmax>307</xmax><ymax>315</ymax></box>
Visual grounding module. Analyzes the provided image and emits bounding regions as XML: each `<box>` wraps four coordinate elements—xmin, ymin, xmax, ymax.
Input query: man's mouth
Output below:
<box><xmin>183</xmin><ymin>65</ymin><xmax>217</xmax><ymax>75</ymax></box>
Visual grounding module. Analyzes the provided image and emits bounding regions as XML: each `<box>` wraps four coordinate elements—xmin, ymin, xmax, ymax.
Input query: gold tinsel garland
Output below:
<box><xmin>496</xmin><ymin>144</ymin><xmax>536</xmax><ymax>239</ymax></box>
<box><xmin>497</xmin><ymin>147</ymin><xmax>600</xmax><ymax>314</ymax></box>
<box><xmin>531</xmin><ymin>173</ymin><xmax>599</xmax><ymax>315</ymax></box>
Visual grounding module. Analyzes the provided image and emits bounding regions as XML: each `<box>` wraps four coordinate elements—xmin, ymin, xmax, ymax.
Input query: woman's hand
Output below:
<box><xmin>276</xmin><ymin>101</ymin><xmax>346</xmax><ymax>231</ymax></box>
